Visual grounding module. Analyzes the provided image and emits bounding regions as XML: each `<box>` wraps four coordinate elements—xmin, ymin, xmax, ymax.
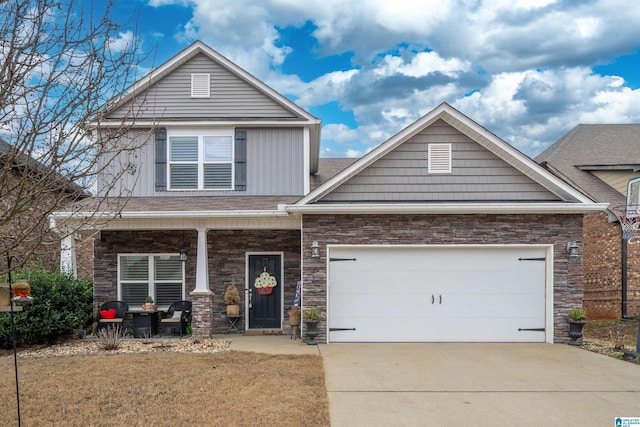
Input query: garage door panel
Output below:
<box><xmin>328</xmin><ymin>246</ymin><xmax>548</xmax><ymax>343</ymax></box>
<box><xmin>330</xmin><ymin>316</ymin><xmax>546</xmax><ymax>342</ymax></box>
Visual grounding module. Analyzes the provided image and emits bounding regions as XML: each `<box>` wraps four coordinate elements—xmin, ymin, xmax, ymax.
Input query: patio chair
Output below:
<box><xmin>159</xmin><ymin>300</ymin><xmax>192</xmax><ymax>336</ymax></box>
<box><xmin>97</xmin><ymin>301</ymin><xmax>129</xmax><ymax>332</ymax></box>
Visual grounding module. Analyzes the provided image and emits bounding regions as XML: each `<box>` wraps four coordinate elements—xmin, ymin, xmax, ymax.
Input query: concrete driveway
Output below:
<box><xmin>319</xmin><ymin>343</ymin><xmax>640</xmax><ymax>426</ymax></box>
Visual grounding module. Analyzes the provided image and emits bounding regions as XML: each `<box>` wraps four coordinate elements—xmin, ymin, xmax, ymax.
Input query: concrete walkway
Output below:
<box><xmin>319</xmin><ymin>343</ymin><xmax>640</xmax><ymax>427</ymax></box>
<box><xmin>212</xmin><ymin>334</ymin><xmax>320</xmax><ymax>355</ymax></box>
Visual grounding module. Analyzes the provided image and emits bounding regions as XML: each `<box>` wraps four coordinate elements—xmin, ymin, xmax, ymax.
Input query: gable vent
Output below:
<box><xmin>191</xmin><ymin>73</ymin><xmax>210</xmax><ymax>98</ymax></box>
<box><xmin>428</xmin><ymin>143</ymin><xmax>452</xmax><ymax>174</ymax></box>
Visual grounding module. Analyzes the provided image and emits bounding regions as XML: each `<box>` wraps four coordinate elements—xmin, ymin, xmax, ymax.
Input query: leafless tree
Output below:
<box><xmin>0</xmin><ymin>0</ymin><xmax>151</xmax><ymax>273</ymax></box>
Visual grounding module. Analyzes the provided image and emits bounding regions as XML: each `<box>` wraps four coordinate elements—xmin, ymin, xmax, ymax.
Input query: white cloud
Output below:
<box><xmin>146</xmin><ymin>0</ymin><xmax>640</xmax><ymax>157</ymax></box>
<box><xmin>322</xmin><ymin>123</ymin><xmax>359</xmax><ymax>143</ymax></box>
<box><xmin>109</xmin><ymin>31</ymin><xmax>136</xmax><ymax>53</ymax></box>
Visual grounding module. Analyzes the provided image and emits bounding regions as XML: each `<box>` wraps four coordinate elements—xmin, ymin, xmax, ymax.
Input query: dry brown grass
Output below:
<box><xmin>0</xmin><ymin>351</ymin><xmax>329</xmax><ymax>426</ymax></box>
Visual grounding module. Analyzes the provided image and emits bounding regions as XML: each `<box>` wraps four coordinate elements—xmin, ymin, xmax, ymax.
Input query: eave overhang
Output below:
<box><xmin>285</xmin><ymin>202</ymin><xmax>608</xmax><ymax>215</ymax></box>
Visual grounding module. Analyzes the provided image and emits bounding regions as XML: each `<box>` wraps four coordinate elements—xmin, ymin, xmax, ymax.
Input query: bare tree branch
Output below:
<box><xmin>0</xmin><ymin>0</ymin><xmax>152</xmax><ymax>273</ymax></box>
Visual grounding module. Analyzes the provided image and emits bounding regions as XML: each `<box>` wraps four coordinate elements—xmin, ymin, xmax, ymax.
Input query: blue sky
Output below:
<box><xmin>110</xmin><ymin>0</ymin><xmax>640</xmax><ymax>159</ymax></box>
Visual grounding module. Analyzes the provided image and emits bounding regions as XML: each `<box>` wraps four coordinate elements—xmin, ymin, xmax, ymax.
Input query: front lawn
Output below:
<box><xmin>0</xmin><ymin>347</ymin><xmax>329</xmax><ymax>426</ymax></box>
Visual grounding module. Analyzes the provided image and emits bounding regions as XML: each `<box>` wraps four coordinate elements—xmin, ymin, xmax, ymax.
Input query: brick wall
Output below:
<box><xmin>302</xmin><ymin>213</ymin><xmax>584</xmax><ymax>343</ymax></box>
<box><xmin>583</xmin><ymin>212</ymin><xmax>640</xmax><ymax>319</ymax></box>
<box><xmin>94</xmin><ymin>229</ymin><xmax>300</xmax><ymax>335</ymax></box>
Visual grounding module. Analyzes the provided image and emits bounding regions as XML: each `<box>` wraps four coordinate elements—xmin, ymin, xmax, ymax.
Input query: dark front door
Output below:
<box><xmin>248</xmin><ymin>254</ymin><xmax>282</xmax><ymax>329</ymax></box>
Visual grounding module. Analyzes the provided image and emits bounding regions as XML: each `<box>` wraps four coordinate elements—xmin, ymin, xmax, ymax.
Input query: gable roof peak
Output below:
<box><xmin>296</xmin><ymin>103</ymin><xmax>595</xmax><ymax>206</ymax></box>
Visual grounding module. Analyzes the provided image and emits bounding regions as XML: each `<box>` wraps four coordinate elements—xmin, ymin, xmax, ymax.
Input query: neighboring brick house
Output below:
<box><xmin>54</xmin><ymin>41</ymin><xmax>605</xmax><ymax>343</ymax></box>
<box><xmin>0</xmin><ymin>137</ymin><xmax>94</xmax><ymax>280</ymax></box>
<box><xmin>536</xmin><ymin>125</ymin><xmax>640</xmax><ymax>319</ymax></box>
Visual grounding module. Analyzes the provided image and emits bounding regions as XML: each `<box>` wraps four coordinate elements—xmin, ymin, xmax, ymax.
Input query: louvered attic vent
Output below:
<box><xmin>191</xmin><ymin>73</ymin><xmax>210</xmax><ymax>98</ymax></box>
<box><xmin>428</xmin><ymin>143</ymin><xmax>452</xmax><ymax>173</ymax></box>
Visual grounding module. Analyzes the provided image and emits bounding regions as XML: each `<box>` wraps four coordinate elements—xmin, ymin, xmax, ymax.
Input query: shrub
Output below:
<box><xmin>224</xmin><ymin>280</ymin><xmax>240</xmax><ymax>305</ymax></box>
<box><xmin>98</xmin><ymin>324</ymin><xmax>128</xmax><ymax>350</ymax></box>
<box><xmin>0</xmin><ymin>268</ymin><xmax>93</xmax><ymax>348</ymax></box>
<box><xmin>303</xmin><ymin>307</ymin><xmax>324</xmax><ymax>321</ymax></box>
<box><xmin>567</xmin><ymin>307</ymin><xmax>587</xmax><ymax>321</ymax></box>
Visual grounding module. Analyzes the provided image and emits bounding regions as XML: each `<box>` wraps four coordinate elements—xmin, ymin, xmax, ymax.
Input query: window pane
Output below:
<box><xmin>204</xmin><ymin>136</ymin><xmax>232</xmax><ymax>161</ymax></box>
<box><xmin>120</xmin><ymin>256</ymin><xmax>148</xmax><ymax>281</ymax></box>
<box><xmin>154</xmin><ymin>256</ymin><xmax>182</xmax><ymax>280</ymax></box>
<box><xmin>170</xmin><ymin>164</ymin><xmax>198</xmax><ymax>189</ymax></box>
<box><xmin>170</xmin><ymin>136</ymin><xmax>198</xmax><ymax>161</ymax></box>
<box><xmin>121</xmin><ymin>282</ymin><xmax>148</xmax><ymax>304</ymax></box>
<box><xmin>155</xmin><ymin>283</ymin><xmax>183</xmax><ymax>305</ymax></box>
<box><xmin>204</xmin><ymin>164</ymin><xmax>232</xmax><ymax>188</ymax></box>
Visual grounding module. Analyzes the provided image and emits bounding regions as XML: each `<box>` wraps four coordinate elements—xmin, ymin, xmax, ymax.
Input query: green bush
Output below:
<box><xmin>0</xmin><ymin>268</ymin><xmax>93</xmax><ymax>348</ymax></box>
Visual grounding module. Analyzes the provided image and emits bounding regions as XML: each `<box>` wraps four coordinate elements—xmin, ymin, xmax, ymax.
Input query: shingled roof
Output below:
<box><xmin>535</xmin><ymin>124</ymin><xmax>640</xmax><ymax>209</ymax></box>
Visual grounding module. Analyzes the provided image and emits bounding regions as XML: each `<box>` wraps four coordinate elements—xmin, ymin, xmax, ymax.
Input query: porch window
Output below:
<box><xmin>168</xmin><ymin>130</ymin><xmax>234</xmax><ymax>190</ymax></box>
<box><xmin>118</xmin><ymin>254</ymin><xmax>184</xmax><ymax>307</ymax></box>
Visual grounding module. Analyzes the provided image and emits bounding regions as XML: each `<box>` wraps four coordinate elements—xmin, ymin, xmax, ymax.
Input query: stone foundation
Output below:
<box><xmin>190</xmin><ymin>291</ymin><xmax>214</xmax><ymax>338</ymax></box>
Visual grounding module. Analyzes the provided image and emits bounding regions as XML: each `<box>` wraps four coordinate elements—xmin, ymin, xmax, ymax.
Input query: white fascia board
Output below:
<box><xmin>91</xmin><ymin>118</ymin><xmax>320</xmax><ymax>129</ymax></box>
<box><xmin>120</xmin><ymin>41</ymin><xmax>318</xmax><ymax>123</ymax></box>
<box><xmin>297</xmin><ymin>103</ymin><xmax>594</xmax><ymax>206</ymax></box>
<box><xmin>285</xmin><ymin>202</ymin><xmax>609</xmax><ymax>215</ymax></box>
<box><xmin>51</xmin><ymin>209</ymin><xmax>290</xmax><ymax>220</ymax></box>
<box><xmin>297</xmin><ymin>105</ymin><xmax>448</xmax><ymax>205</ymax></box>
<box><xmin>438</xmin><ymin>111</ymin><xmax>594</xmax><ymax>204</ymax></box>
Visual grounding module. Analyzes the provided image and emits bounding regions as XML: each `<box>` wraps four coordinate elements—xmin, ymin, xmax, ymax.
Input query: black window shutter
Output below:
<box><xmin>155</xmin><ymin>128</ymin><xmax>167</xmax><ymax>191</ymax></box>
<box><xmin>234</xmin><ymin>129</ymin><xmax>247</xmax><ymax>191</ymax></box>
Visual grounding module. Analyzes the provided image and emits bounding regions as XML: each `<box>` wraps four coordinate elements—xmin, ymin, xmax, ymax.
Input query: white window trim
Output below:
<box><xmin>167</xmin><ymin>128</ymin><xmax>235</xmax><ymax>191</ymax></box>
<box><xmin>191</xmin><ymin>73</ymin><xmax>210</xmax><ymax>98</ymax></box>
<box><xmin>428</xmin><ymin>143</ymin><xmax>452</xmax><ymax>174</ymax></box>
<box><xmin>117</xmin><ymin>253</ymin><xmax>185</xmax><ymax>309</ymax></box>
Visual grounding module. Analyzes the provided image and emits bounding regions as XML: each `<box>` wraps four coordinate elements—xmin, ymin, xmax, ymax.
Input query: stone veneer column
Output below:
<box><xmin>190</xmin><ymin>291</ymin><xmax>214</xmax><ymax>338</ymax></box>
<box><xmin>190</xmin><ymin>227</ymin><xmax>212</xmax><ymax>337</ymax></box>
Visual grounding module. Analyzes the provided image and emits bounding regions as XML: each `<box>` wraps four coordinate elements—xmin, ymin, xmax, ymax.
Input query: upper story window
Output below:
<box><xmin>428</xmin><ymin>143</ymin><xmax>452</xmax><ymax>174</ymax></box>
<box><xmin>191</xmin><ymin>73</ymin><xmax>210</xmax><ymax>98</ymax></box>
<box><xmin>118</xmin><ymin>254</ymin><xmax>184</xmax><ymax>308</ymax></box>
<box><xmin>168</xmin><ymin>129</ymin><xmax>234</xmax><ymax>190</ymax></box>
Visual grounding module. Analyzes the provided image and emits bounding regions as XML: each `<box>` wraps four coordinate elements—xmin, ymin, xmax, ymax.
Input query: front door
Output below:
<box><xmin>248</xmin><ymin>254</ymin><xmax>282</xmax><ymax>329</ymax></box>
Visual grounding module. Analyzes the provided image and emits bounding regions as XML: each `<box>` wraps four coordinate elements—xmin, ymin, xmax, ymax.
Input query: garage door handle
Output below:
<box><xmin>439</xmin><ymin>295</ymin><xmax>442</xmax><ymax>304</ymax></box>
<box><xmin>431</xmin><ymin>295</ymin><xmax>434</xmax><ymax>304</ymax></box>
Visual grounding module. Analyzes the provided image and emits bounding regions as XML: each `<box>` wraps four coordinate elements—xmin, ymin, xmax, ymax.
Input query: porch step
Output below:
<box><xmin>243</xmin><ymin>330</ymin><xmax>283</xmax><ymax>336</ymax></box>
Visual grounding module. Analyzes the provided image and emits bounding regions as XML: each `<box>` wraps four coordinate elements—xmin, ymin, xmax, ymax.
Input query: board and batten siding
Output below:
<box><xmin>100</xmin><ymin>128</ymin><xmax>304</xmax><ymax>197</ymax></box>
<box><xmin>107</xmin><ymin>53</ymin><xmax>299</xmax><ymax>120</ymax></box>
<box><xmin>97</xmin><ymin>129</ymin><xmax>154</xmax><ymax>197</ymax></box>
<box><xmin>319</xmin><ymin>119</ymin><xmax>561</xmax><ymax>202</ymax></box>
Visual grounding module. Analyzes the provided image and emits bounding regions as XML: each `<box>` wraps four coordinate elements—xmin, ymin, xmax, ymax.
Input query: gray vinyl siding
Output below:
<box><xmin>107</xmin><ymin>53</ymin><xmax>299</xmax><ymax>120</ymax></box>
<box><xmin>102</xmin><ymin>128</ymin><xmax>304</xmax><ymax>197</ymax></box>
<box><xmin>97</xmin><ymin>129</ymin><xmax>154</xmax><ymax>197</ymax></box>
<box><xmin>319</xmin><ymin>120</ymin><xmax>560</xmax><ymax>202</ymax></box>
<box><xmin>247</xmin><ymin>128</ymin><xmax>304</xmax><ymax>195</ymax></box>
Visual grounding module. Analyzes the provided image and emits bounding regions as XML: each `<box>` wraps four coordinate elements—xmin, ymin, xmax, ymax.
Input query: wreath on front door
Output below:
<box><xmin>254</xmin><ymin>269</ymin><xmax>278</xmax><ymax>295</ymax></box>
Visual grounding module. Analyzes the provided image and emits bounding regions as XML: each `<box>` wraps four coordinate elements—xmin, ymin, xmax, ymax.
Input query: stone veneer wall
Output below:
<box><xmin>94</xmin><ymin>229</ymin><xmax>301</xmax><ymax>335</ymax></box>
<box><xmin>207</xmin><ymin>229</ymin><xmax>301</xmax><ymax>334</ymax></box>
<box><xmin>94</xmin><ymin>230</ymin><xmax>198</xmax><ymax>304</ymax></box>
<box><xmin>583</xmin><ymin>212</ymin><xmax>640</xmax><ymax>319</ymax></box>
<box><xmin>302</xmin><ymin>214</ymin><xmax>584</xmax><ymax>343</ymax></box>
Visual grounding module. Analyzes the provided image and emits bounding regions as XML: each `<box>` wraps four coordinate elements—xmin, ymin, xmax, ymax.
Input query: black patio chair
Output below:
<box><xmin>97</xmin><ymin>300</ymin><xmax>129</xmax><ymax>332</ymax></box>
<box><xmin>159</xmin><ymin>300</ymin><xmax>192</xmax><ymax>336</ymax></box>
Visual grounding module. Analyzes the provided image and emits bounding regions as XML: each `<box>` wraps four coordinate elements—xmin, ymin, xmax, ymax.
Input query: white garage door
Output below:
<box><xmin>328</xmin><ymin>245</ymin><xmax>549</xmax><ymax>343</ymax></box>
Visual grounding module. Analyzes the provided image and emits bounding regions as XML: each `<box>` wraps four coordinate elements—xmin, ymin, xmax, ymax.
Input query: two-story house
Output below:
<box><xmin>54</xmin><ymin>41</ymin><xmax>605</xmax><ymax>343</ymax></box>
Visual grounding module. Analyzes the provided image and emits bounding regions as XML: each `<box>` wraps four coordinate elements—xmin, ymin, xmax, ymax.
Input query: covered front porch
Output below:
<box><xmin>56</xmin><ymin>198</ymin><xmax>303</xmax><ymax>337</ymax></box>
<box><xmin>93</xmin><ymin>226</ymin><xmax>301</xmax><ymax>336</ymax></box>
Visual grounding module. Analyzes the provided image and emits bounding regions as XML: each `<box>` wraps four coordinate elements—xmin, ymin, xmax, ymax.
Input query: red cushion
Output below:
<box><xmin>100</xmin><ymin>308</ymin><xmax>117</xmax><ymax>319</ymax></box>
